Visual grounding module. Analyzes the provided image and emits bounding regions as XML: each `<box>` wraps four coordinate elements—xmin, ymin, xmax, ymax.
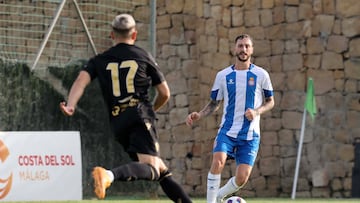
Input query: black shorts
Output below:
<box><xmin>110</xmin><ymin>102</ymin><xmax>160</xmax><ymax>160</ymax></box>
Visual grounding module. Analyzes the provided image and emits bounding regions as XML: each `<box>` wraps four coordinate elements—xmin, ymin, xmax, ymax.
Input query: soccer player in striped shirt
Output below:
<box><xmin>186</xmin><ymin>34</ymin><xmax>275</xmax><ymax>203</ymax></box>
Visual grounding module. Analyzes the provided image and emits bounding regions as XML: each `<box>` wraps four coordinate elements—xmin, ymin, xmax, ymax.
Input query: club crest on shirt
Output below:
<box><xmin>227</xmin><ymin>79</ymin><xmax>235</xmax><ymax>85</ymax></box>
<box><xmin>248</xmin><ymin>77</ymin><xmax>255</xmax><ymax>86</ymax></box>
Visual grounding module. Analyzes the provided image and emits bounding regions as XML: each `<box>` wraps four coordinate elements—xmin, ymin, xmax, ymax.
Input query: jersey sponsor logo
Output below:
<box><xmin>111</xmin><ymin>98</ymin><xmax>139</xmax><ymax>116</ymax></box>
<box><xmin>227</xmin><ymin>79</ymin><xmax>235</xmax><ymax>85</ymax></box>
<box><xmin>248</xmin><ymin>77</ymin><xmax>255</xmax><ymax>86</ymax></box>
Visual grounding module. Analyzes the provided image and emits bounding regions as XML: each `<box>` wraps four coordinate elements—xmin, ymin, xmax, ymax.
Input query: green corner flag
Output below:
<box><xmin>305</xmin><ymin>77</ymin><xmax>317</xmax><ymax>120</ymax></box>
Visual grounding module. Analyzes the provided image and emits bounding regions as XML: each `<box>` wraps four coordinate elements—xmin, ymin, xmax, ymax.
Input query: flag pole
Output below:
<box><xmin>291</xmin><ymin>108</ymin><xmax>307</xmax><ymax>199</ymax></box>
<box><xmin>292</xmin><ymin>77</ymin><xmax>316</xmax><ymax>199</ymax></box>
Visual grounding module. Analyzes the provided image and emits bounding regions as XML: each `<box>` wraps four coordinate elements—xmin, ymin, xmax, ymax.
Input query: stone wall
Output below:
<box><xmin>153</xmin><ymin>0</ymin><xmax>360</xmax><ymax>198</ymax></box>
<box><xmin>0</xmin><ymin>0</ymin><xmax>359</xmax><ymax>199</ymax></box>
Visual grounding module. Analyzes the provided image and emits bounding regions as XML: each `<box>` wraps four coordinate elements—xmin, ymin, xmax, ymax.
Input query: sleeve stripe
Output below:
<box><xmin>211</xmin><ymin>89</ymin><xmax>219</xmax><ymax>100</ymax></box>
<box><xmin>263</xmin><ymin>89</ymin><xmax>273</xmax><ymax>98</ymax></box>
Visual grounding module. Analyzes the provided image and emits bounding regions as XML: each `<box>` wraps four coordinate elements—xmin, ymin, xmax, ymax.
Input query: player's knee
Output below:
<box><xmin>235</xmin><ymin>172</ymin><xmax>250</xmax><ymax>187</ymax></box>
<box><xmin>158</xmin><ymin>170</ymin><xmax>172</xmax><ymax>182</ymax></box>
<box><xmin>148</xmin><ymin>164</ymin><xmax>160</xmax><ymax>181</ymax></box>
<box><xmin>211</xmin><ymin>159</ymin><xmax>226</xmax><ymax>173</ymax></box>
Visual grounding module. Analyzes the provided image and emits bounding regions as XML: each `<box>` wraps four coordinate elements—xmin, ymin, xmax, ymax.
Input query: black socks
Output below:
<box><xmin>111</xmin><ymin>163</ymin><xmax>192</xmax><ymax>203</ymax></box>
<box><xmin>111</xmin><ymin>162</ymin><xmax>159</xmax><ymax>181</ymax></box>
<box><xmin>159</xmin><ymin>171</ymin><xmax>192</xmax><ymax>203</ymax></box>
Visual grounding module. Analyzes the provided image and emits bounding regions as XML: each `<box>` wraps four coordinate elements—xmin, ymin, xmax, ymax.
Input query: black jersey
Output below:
<box><xmin>83</xmin><ymin>43</ymin><xmax>165</xmax><ymax>117</ymax></box>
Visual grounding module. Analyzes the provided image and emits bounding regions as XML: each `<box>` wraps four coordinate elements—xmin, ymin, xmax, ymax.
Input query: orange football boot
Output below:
<box><xmin>92</xmin><ymin>166</ymin><xmax>112</xmax><ymax>199</ymax></box>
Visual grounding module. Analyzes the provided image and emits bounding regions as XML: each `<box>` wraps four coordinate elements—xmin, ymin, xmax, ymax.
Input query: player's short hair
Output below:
<box><xmin>111</xmin><ymin>14</ymin><xmax>136</xmax><ymax>38</ymax></box>
<box><xmin>235</xmin><ymin>34</ymin><xmax>253</xmax><ymax>45</ymax></box>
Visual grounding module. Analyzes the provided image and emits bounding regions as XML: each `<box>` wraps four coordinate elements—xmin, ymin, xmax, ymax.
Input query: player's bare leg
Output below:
<box><xmin>216</xmin><ymin>164</ymin><xmax>252</xmax><ymax>202</ymax></box>
<box><xmin>208</xmin><ymin>152</ymin><xmax>227</xmax><ymax>203</ymax></box>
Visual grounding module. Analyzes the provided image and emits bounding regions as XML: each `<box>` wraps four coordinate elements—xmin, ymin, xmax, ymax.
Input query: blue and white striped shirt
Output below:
<box><xmin>210</xmin><ymin>64</ymin><xmax>273</xmax><ymax>140</ymax></box>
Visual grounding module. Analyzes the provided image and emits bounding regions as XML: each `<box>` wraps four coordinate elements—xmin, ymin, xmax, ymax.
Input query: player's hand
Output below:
<box><xmin>245</xmin><ymin>108</ymin><xmax>258</xmax><ymax>121</ymax></box>
<box><xmin>186</xmin><ymin>112</ymin><xmax>200</xmax><ymax>126</ymax></box>
<box><xmin>59</xmin><ymin>101</ymin><xmax>75</xmax><ymax>116</ymax></box>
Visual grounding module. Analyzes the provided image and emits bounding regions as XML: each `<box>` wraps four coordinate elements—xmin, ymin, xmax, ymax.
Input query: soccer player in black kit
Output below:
<box><xmin>60</xmin><ymin>14</ymin><xmax>192</xmax><ymax>203</ymax></box>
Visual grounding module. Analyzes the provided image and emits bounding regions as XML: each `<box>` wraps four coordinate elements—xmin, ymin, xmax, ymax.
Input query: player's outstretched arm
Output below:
<box><xmin>186</xmin><ymin>99</ymin><xmax>221</xmax><ymax>126</ymax></box>
<box><xmin>60</xmin><ymin>71</ymin><xmax>91</xmax><ymax>116</ymax></box>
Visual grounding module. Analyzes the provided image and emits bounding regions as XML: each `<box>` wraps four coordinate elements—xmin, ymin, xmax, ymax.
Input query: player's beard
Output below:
<box><xmin>236</xmin><ymin>52</ymin><xmax>250</xmax><ymax>62</ymax></box>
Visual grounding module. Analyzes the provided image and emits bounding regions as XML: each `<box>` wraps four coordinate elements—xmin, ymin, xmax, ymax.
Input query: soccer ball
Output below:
<box><xmin>225</xmin><ymin>196</ymin><xmax>247</xmax><ymax>203</ymax></box>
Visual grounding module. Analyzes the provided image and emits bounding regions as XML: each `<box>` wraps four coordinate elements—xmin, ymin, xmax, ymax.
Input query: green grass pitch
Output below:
<box><xmin>1</xmin><ymin>197</ymin><xmax>360</xmax><ymax>203</ymax></box>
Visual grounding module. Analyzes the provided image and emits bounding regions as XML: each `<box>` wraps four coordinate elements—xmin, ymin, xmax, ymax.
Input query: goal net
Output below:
<box><xmin>0</xmin><ymin>0</ymin><xmax>151</xmax><ymax>70</ymax></box>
